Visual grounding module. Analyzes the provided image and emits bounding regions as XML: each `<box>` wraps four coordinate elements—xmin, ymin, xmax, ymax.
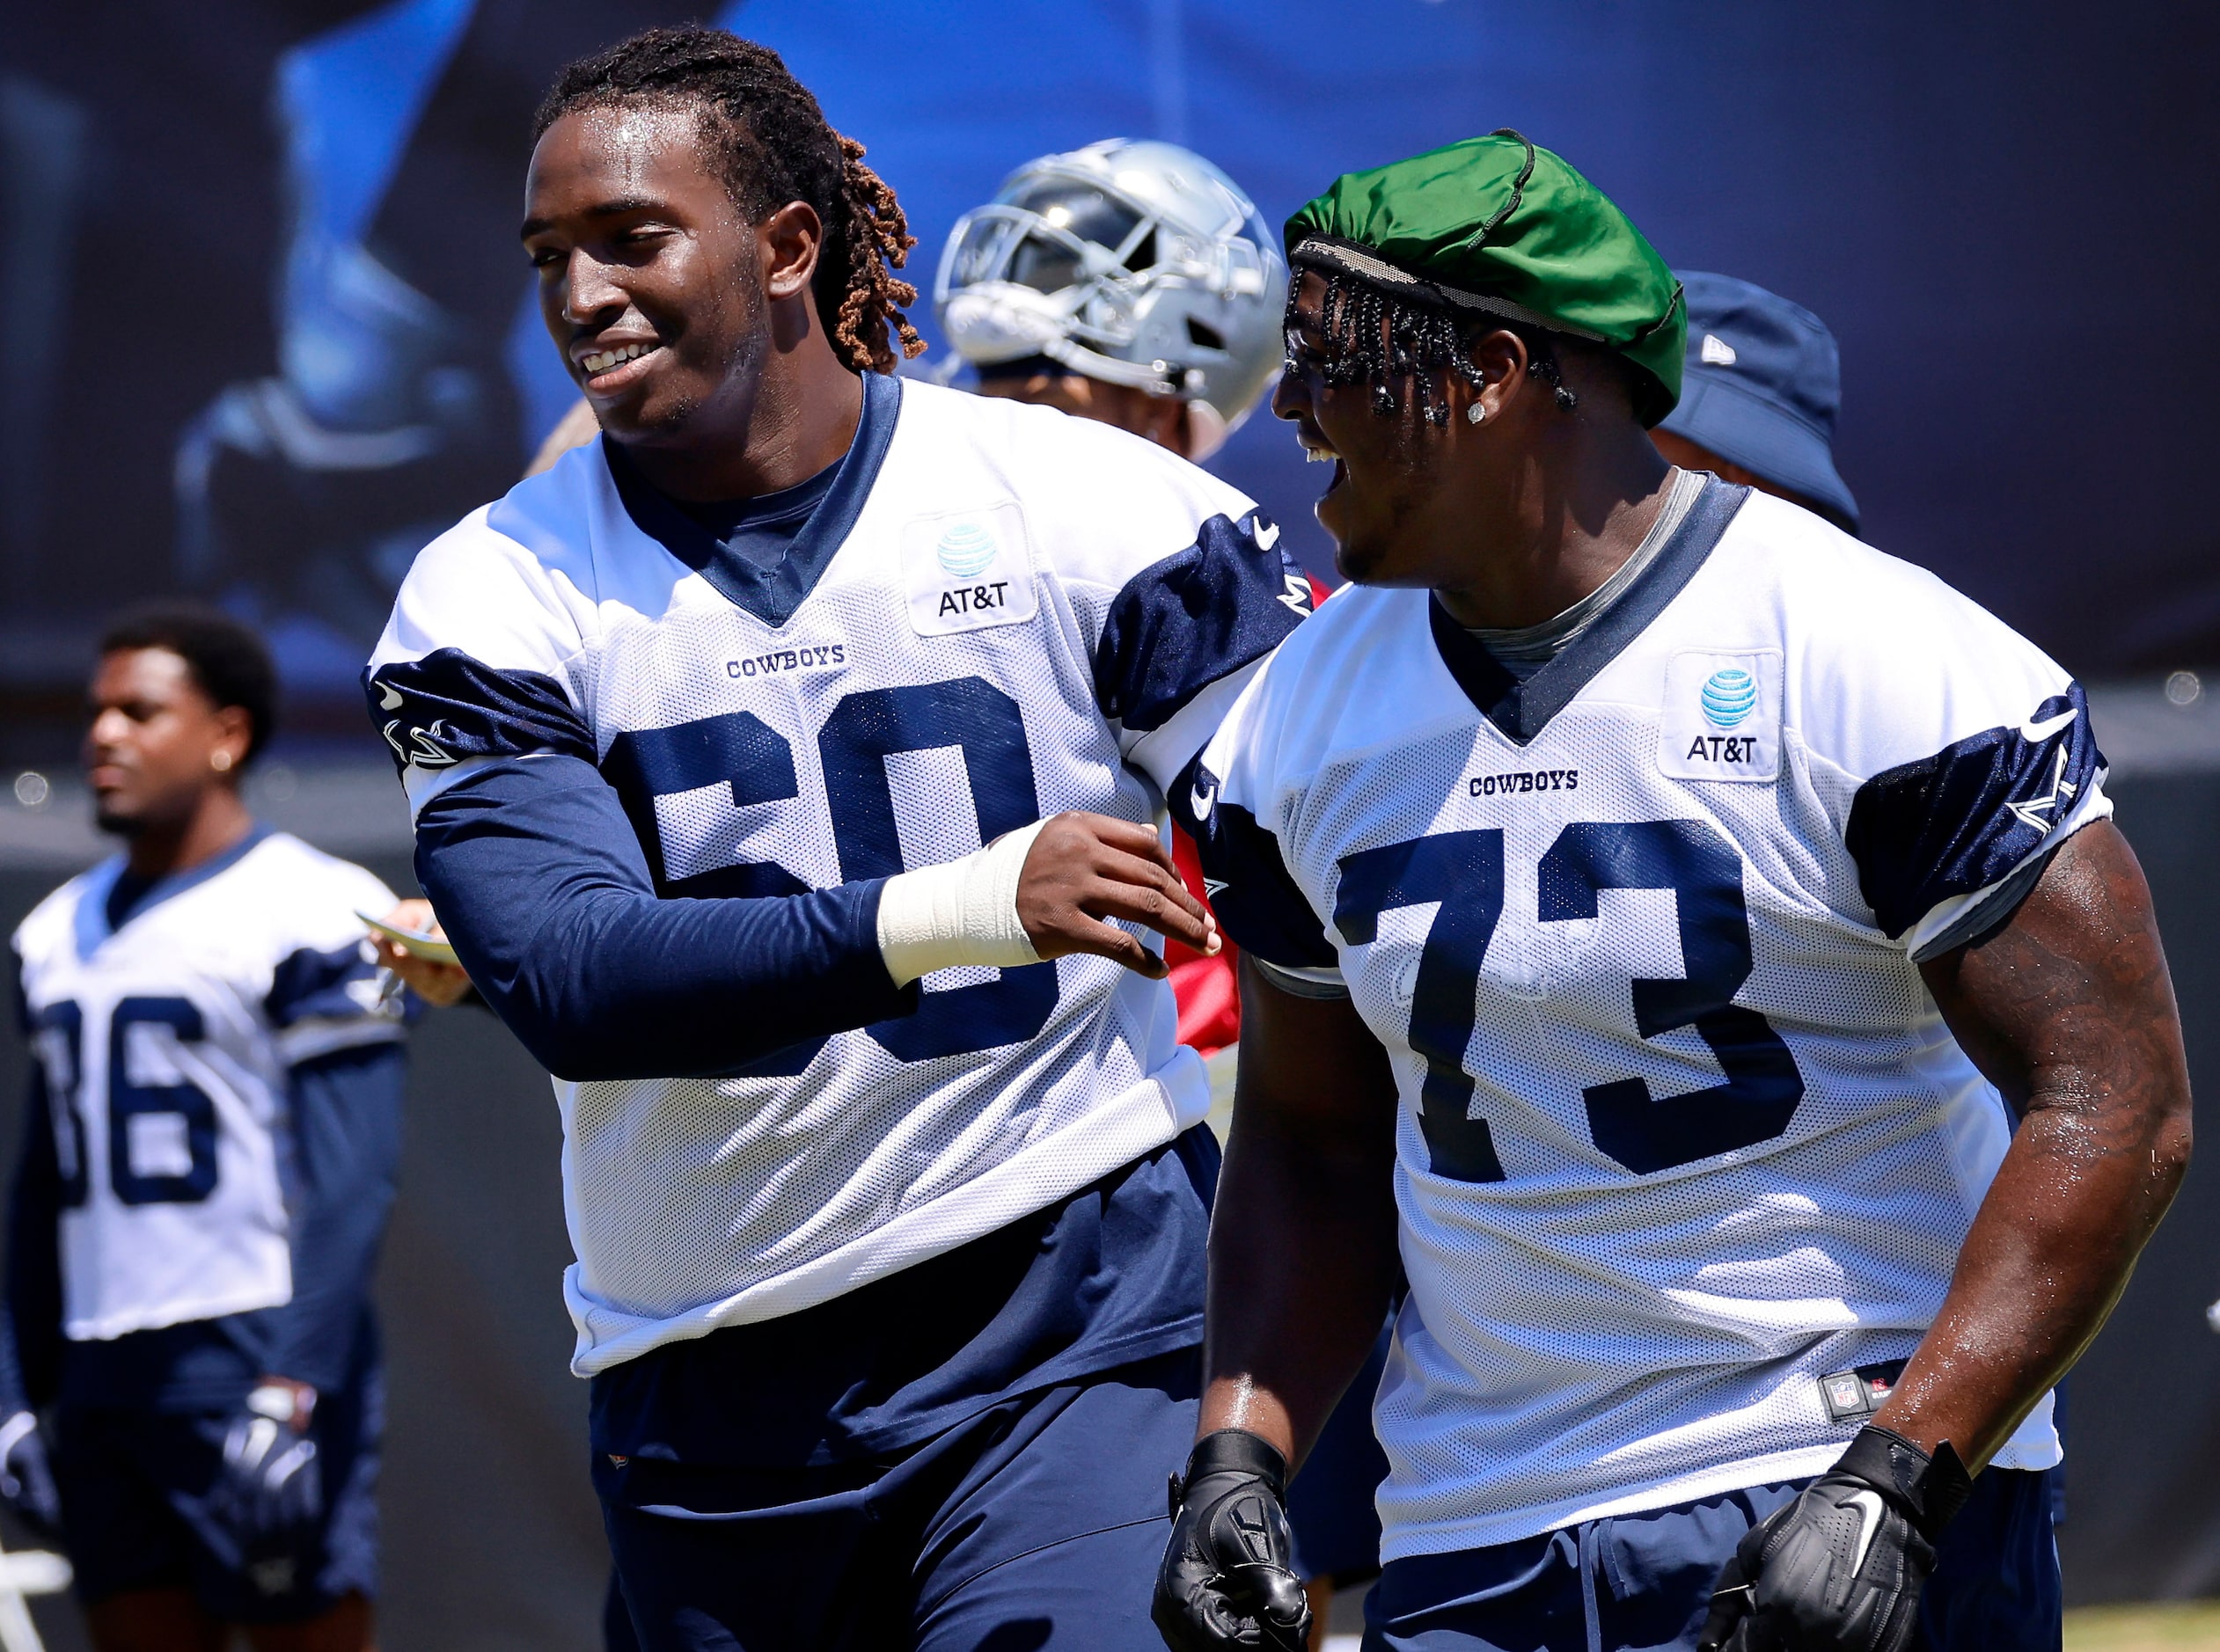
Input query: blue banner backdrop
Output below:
<box><xmin>1</xmin><ymin>2</ymin><xmax>2215</xmax><ymax>701</ymax></box>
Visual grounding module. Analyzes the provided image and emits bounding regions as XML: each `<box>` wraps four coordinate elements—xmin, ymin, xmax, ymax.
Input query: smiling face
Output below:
<box><xmin>84</xmin><ymin>648</ymin><xmax>249</xmax><ymax>838</ymax></box>
<box><xmin>523</xmin><ymin>102</ymin><xmax>776</xmax><ymax>450</ymax></box>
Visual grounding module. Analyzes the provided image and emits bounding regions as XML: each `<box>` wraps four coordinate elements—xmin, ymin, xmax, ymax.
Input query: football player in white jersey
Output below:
<box><xmin>1154</xmin><ymin>135</ymin><xmax>2190</xmax><ymax>1652</ymax></box>
<box><xmin>362</xmin><ymin>26</ymin><xmax>1310</xmax><ymax>1652</ymax></box>
<box><xmin>4</xmin><ymin>607</ymin><xmax>463</xmax><ymax>1652</ymax></box>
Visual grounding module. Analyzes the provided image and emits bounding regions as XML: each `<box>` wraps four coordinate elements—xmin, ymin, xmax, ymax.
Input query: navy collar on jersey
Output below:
<box><xmin>1427</xmin><ymin>477</ymin><xmax>1750</xmax><ymax>746</ymax></box>
<box><xmin>603</xmin><ymin>371</ymin><xmax>903</xmax><ymax>628</ymax></box>
<box><xmin>75</xmin><ymin>822</ymin><xmax>275</xmax><ymax>959</ymax></box>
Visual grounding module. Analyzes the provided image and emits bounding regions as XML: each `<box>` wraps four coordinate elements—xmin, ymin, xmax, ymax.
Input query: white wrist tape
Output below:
<box><xmin>876</xmin><ymin>820</ymin><xmax>1047</xmax><ymax>987</ymax></box>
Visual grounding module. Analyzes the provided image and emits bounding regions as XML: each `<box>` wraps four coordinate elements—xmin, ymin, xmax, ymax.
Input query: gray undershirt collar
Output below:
<box><xmin>1467</xmin><ymin>468</ymin><xmax>1703</xmax><ymax>677</ymax></box>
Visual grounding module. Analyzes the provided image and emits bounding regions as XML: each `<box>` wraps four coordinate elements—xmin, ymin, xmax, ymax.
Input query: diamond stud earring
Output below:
<box><xmin>1466</xmin><ymin>402</ymin><xmax>1485</xmax><ymax>425</ymax></box>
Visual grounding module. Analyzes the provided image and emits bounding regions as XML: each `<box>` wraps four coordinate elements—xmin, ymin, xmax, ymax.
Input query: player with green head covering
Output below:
<box><xmin>1151</xmin><ymin>134</ymin><xmax>2186</xmax><ymax>1652</ymax></box>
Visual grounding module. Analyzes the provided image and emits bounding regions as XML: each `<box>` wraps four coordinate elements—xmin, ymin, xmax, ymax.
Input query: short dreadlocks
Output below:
<box><xmin>533</xmin><ymin>27</ymin><xmax>925</xmax><ymax>373</ymax></box>
<box><xmin>1291</xmin><ymin>267</ymin><xmax>1583</xmax><ymax>427</ymax></box>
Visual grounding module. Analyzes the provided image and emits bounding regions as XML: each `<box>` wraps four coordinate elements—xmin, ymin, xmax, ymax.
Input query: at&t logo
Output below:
<box><xmin>935</xmin><ymin>521</ymin><xmax>999</xmax><ymax>579</ymax></box>
<box><xmin>1701</xmin><ymin>667</ymin><xmax>1756</xmax><ymax>730</ymax></box>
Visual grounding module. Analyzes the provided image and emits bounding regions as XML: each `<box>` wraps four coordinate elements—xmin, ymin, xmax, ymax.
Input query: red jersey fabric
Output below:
<box><xmin>1166</xmin><ymin>577</ymin><xmax>1328</xmax><ymax>1057</ymax></box>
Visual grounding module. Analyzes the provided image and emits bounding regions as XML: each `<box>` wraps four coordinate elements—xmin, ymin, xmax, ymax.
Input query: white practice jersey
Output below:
<box><xmin>364</xmin><ymin>376</ymin><xmax>1309</xmax><ymax>1374</ymax></box>
<box><xmin>1191</xmin><ymin>479</ymin><xmax>2099</xmax><ymax>1559</ymax></box>
<box><xmin>11</xmin><ymin>832</ymin><xmax>403</xmax><ymax>1341</ymax></box>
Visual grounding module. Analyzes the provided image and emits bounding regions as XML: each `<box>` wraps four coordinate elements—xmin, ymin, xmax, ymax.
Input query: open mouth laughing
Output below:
<box><xmin>1300</xmin><ymin>434</ymin><xmax>1347</xmax><ymax>495</ymax></box>
<box><xmin>574</xmin><ymin>338</ymin><xmax>665</xmax><ymax>393</ymax></box>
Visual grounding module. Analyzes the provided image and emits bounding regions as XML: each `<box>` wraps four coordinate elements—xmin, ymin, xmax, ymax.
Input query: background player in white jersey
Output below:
<box><xmin>362</xmin><ymin>27</ymin><xmax>1311</xmax><ymax>1651</ymax></box>
<box><xmin>1153</xmin><ymin>135</ymin><xmax>2191</xmax><ymax>1652</ymax></box>
<box><xmin>937</xmin><ymin>138</ymin><xmax>1389</xmax><ymax>1639</ymax></box>
<box><xmin>3</xmin><ymin>607</ymin><xmax>465</xmax><ymax>1652</ymax></box>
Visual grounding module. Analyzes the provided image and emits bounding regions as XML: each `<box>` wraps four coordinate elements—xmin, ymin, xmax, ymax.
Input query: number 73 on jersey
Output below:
<box><xmin>1331</xmin><ymin>817</ymin><xmax>1805</xmax><ymax>1181</ymax></box>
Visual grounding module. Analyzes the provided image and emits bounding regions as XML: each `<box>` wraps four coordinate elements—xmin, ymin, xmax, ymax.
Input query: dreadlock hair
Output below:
<box><xmin>1292</xmin><ymin>267</ymin><xmax>1582</xmax><ymax>427</ymax></box>
<box><xmin>532</xmin><ymin>26</ymin><xmax>925</xmax><ymax>374</ymax></box>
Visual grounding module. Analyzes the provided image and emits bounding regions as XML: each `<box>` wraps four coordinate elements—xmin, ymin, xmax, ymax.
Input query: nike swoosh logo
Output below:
<box><xmin>1844</xmin><ymin>1488</ymin><xmax>1887</xmax><ymax>1576</ymax></box>
<box><xmin>2021</xmin><ymin>707</ymin><xmax>2077</xmax><ymax>742</ymax></box>
<box><xmin>379</xmin><ymin>683</ymin><xmax>404</xmax><ymax>712</ymax></box>
<box><xmin>1191</xmin><ymin>783</ymin><xmax>1217</xmax><ymax>822</ymax></box>
<box><xmin>1253</xmin><ymin>518</ymin><xmax>1281</xmax><ymax>551</ymax></box>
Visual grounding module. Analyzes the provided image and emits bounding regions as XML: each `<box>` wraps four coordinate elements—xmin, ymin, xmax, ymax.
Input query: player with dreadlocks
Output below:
<box><xmin>1289</xmin><ymin>135</ymin><xmax>1589</xmax><ymax>439</ymax></box>
<box><xmin>366</xmin><ymin>25</ymin><xmax>1315</xmax><ymax>1651</ymax></box>
<box><xmin>1154</xmin><ymin>132</ymin><xmax>2186</xmax><ymax>1652</ymax></box>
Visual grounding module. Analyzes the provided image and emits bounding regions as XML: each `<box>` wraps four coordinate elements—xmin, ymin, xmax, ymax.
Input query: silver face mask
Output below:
<box><xmin>935</xmin><ymin>139</ymin><xmax>1286</xmax><ymax>460</ymax></box>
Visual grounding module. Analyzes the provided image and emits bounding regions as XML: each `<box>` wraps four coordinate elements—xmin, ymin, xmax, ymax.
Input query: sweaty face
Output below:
<box><xmin>83</xmin><ymin>649</ymin><xmax>242</xmax><ymax>837</ymax></box>
<box><xmin>1271</xmin><ymin>271</ymin><xmax>1441</xmax><ymax>586</ymax></box>
<box><xmin>523</xmin><ymin>104</ymin><xmax>767</xmax><ymax>445</ymax></box>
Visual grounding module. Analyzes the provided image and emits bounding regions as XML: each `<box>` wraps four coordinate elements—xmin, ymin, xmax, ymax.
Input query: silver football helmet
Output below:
<box><xmin>935</xmin><ymin>139</ymin><xmax>1286</xmax><ymax>460</ymax></box>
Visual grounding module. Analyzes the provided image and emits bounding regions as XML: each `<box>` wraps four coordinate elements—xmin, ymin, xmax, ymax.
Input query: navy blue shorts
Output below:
<box><xmin>1363</xmin><ymin>1466</ymin><xmax>2060</xmax><ymax>1652</ymax></box>
<box><xmin>598</xmin><ymin>1349</ymin><xmax>1198</xmax><ymax>1652</ymax></box>
<box><xmin>52</xmin><ymin>1369</ymin><xmax>382</xmax><ymax>1622</ymax></box>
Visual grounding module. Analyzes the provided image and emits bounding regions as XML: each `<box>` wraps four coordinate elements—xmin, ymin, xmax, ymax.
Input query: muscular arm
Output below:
<box><xmin>1196</xmin><ymin>958</ymin><xmax>1403</xmax><ymax>1463</ymax></box>
<box><xmin>1882</xmin><ymin>820</ymin><xmax>2191</xmax><ymax>1467</ymax></box>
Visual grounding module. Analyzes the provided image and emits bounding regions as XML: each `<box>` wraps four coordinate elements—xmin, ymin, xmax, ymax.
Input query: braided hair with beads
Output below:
<box><xmin>533</xmin><ymin>26</ymin><xmax>925</xmax><ymax>374</ymax></box>
<box><xmin>1290</xmin><ymin>269</ymin><xmax>1582</xmax><ymax>427</ymax></box>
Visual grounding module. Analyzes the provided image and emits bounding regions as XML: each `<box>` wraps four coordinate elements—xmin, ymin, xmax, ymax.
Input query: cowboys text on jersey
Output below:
<box><xmin>1183</xmin><ymin>481</ymin><xmax>2099</xmax><ymax>1559</ymax></box>
<box><xmin>365</xmin><ymin>376</ymin><xmax>1308</xmax><ymax>1372</ymax></box>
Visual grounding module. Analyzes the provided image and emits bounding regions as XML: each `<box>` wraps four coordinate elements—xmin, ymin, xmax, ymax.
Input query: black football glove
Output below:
<box><xmin>1152</xmin><ymin>1429</ymin><xmax>1311</xmax><ymax>1652</ymax></box>
<box><xmin>212</xmin><ymin>1384</ymin><xmax>323</xmax><ymax>1558</ymax></box>
<box><xmin>1699</xmin><ymin>1425</ymin><xmax>1975</xmax><ymax>1652</ymax></box>
<box><xmin>0</xmin><ymin>1412</ymin><xmax>62</xmax><ymax>1539</ymax></box>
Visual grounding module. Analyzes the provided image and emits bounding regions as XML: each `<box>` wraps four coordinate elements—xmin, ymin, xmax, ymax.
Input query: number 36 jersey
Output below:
<box><xmin>365</xmin><ymin>376</ymin><xmax>1308</xmax><ymax>1373</ymax></box>
<box><xmin>1189</xmin><ymin>479</ymin><xmax>2105</xmax><ymax>1561</ymax></box>
<box><xmin>11</xmin><ymin>831</ymin><xmax>403</xmax><ymax>1343</ymax></box>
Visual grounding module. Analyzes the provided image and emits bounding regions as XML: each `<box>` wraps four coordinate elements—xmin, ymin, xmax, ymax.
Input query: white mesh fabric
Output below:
<box><xmin>1335</xmin><ymin>705</ymin><xmax>2006</xmax><ymax>1553</ymax></box>
<box><xmin>10</xmin><ymin>836</ymin><xmax>399</xmax><ymax>1341</ymax></box>
<box><xmin>375</xmin><ymin>385</ymin><xmax>1252</xmax><ymax>1373</ymax></box>
<box><xmin>553</xmin><ymin>535</ymin><xmax>1205</xmax><ymax>1368</ymax></box>
<box><xmin>1201</xmin><ymin>498</ymin><xmax>2081</xmax><ymax>1559</ymax></box>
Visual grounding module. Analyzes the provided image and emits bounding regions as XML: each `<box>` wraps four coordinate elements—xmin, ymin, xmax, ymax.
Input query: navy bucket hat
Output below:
<box><xmin>1659</xmin><ymin>271</ymin><xmax>1858</xmax><ymax>531</ymax></box>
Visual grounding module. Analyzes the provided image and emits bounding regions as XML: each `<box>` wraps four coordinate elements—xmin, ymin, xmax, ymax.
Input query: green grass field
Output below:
<box><xmin>2066</xmin><ymin>1601</ymin><xmax>2220</xmax><ymax>1649</ymax></box>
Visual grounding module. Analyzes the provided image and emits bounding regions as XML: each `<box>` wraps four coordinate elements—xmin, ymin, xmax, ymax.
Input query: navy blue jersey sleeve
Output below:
<box><xmin>0</xmin><ymin>1032</ymin><xmax>64</xmax><ymax>1414</ymax></box>
<box><xmin>1843</xmin><ymin>683</ymin><xmax>2107</xmax><ymax>954</ymax></box>
<box><xmin>266</xmin><ymin>940</ymin><xmax>419</xmax><ymax>1064</ymax></box>
<box><xmin>365</xmin><ymin>647</ymin><xmax>596</xmax><ymax>777</ymax></box>
<box><xmin>267</xmin><ymin>944</ymin><xmax>378</xmax><ymax>1025</ymax></box>
<box><xmin>1095</xmin><ymin>510</ymin><xmax>1311</xmax><ymax>794</ymax></box>
<box><xmin>1169</xmin><ymin>753</ymin><xmax>1340</xmax><ymax>977</ymax></box>
<box><xmin>413</xmin><ymin>754</ymin><xmax>920</xmax><ymax>1081</ymax></box>
<box><xmin>261</xmin><ymin>1042</ymin><xmax>406</xmax><ymax>1393</ymax></box>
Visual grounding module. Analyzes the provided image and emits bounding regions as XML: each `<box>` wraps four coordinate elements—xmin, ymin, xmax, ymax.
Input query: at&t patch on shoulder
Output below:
<box><xmin>902</xmin><ymin>501</ymin><xmax>1037</xmax><ymax>636</ymax></box>
<box><xmin>1657</xmin><ymin>649</ymin><xmax>1783</xmax><ymax>784</ymax></box>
